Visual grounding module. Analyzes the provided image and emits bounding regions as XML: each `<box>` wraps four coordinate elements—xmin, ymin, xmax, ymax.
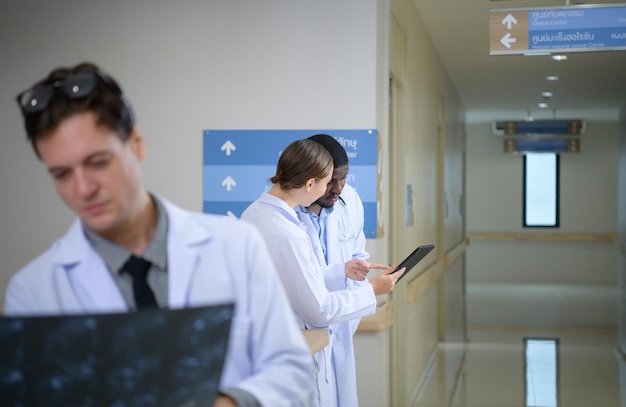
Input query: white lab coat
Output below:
<box><xmin>241</xmin><ymin>192</ymin><xmax>376</xmax><ymax>407</ymax></box>
<box><xmin>4</xmin><ymin>198</ymin><xmax>313</xmax><ymax>407</ymax></box>
<box><xmin>296</xmin><ymin>184</ymin><xmax>372</xmax><ymax>407</ymax></box>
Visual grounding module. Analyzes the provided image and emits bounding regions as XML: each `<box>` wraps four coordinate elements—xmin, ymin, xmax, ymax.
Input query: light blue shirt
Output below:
<box><xmin>302</xmin><ymin>204</ymin><xmax>334</xmax><ymax>262</ymax></box>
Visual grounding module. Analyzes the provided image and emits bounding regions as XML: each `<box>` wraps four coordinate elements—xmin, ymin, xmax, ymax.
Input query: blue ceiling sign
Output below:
<box><xmin>490</xmin><ymin>4</ymin><xmax>626</xmax><ymax>54</ymax></box>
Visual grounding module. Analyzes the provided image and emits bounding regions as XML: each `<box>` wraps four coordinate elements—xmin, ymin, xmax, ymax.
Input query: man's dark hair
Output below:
<box><xmin>18</xmin><ymin>62</ymin><xmax>134</xmax><ymax>157</ymax></box>
<box><xmin>307</xmin><ymin>134</ymin><xmax>349</xmax><ymax>168</ymax></box>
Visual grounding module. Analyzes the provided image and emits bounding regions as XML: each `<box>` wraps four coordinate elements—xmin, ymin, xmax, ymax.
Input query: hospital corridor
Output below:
<box><xmin>411</xmin><ymin>289</ymin><xmax>621</xmax><ymax>407</ymax></box>
<box><xmin>0</xmin><ymin>1</ymin><xmax>625</xmax><ymax>407</ymax></box>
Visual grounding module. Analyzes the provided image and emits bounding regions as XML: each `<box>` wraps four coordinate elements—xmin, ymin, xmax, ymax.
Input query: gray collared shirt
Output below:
<box><xmin>83</xmin><ymin>195</ymin><xmax>168</xmax><ymax>310</ymax></box>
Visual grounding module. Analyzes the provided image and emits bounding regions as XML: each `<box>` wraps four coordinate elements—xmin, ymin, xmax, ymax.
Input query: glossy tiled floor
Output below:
<box><xmin>412</xmin><ymin>328</ymin><xmax>624</xmax><ymax>407</ymax></box>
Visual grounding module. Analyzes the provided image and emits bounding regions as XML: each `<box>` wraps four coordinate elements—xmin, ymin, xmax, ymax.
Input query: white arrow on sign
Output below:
<box><xmin>501</xmin><ymin>14</ymin><xmax>518</xmax><ymax>30</ymax></box>
<box><xmin>500</xmin><ymin>32</ymin><xmax>516</xmax><ymax>48</ymax></box>
<box><xmin>221</xmin><ymin>140</ymin><xmax>236</xmax><ymax>156</ymax></box>
<box><xmin>221</xmin><ymin>176</ymin><xmax>237</xmax><ymax>191</ymax></box>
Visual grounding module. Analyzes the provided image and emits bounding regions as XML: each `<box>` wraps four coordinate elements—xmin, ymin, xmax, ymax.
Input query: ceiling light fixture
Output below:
<box><xmin>551</xmin><ymin>55</ymin><xmax>568</xmax><ymax>61</ymax></box>
<box><xmin>541</xmin><ymin>91</ymin><xmax>553</xmax><ymax>98</ymax></box>
<box><xmin>523</xmin><ymin>52</ymin><xmax>552</xmax><ymax>56</ymax></box>
<box><xmin>538</xmin><ymin>102</ymin><xmax>549</xmax><ymax>108</ymax></box>
<box><xmin>546</xmin><ymin>76</ymin><xmax>559</xmax><ymax>81</ymax></box>
<box><xmin>525</xmin><ymin>109</ymin><xmax>534</xmax><ymax>121</ymax></box>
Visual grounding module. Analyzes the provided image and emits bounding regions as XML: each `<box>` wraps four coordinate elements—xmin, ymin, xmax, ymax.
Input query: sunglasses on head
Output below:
<box><xmin>15</xmin><ymin>69</ymin><xmax>132</xmax><ymax>122</ymax></box>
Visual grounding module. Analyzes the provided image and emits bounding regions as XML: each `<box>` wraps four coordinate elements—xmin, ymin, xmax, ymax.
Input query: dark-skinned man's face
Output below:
<box><xmin>314</xmin><ymin>164</ymin><xmax>349</xmax><ymax>209</ymax></box>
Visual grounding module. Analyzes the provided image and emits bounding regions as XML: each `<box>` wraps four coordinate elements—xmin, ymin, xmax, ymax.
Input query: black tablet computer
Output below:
<box><xmin>391</xmin><ymin>244</ymin><xmax>435</xmax><ymax>282</ymax></box>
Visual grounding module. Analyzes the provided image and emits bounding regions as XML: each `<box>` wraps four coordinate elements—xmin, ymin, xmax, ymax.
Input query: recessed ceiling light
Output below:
<box><xmin>541</xmin><ymin>91</ymin><xmax>553</xmax><ymax>98</ymax></box>
<box><xmin>538</xmin><ymin>102</ymin><xmax>549</xmax><ymax>108</ymax></box>
<box><xmin>551</xmin><ymin>55</ymin><xmax>568</xmax><ymax>61</ymax></box>
<box><xmin>546</xmin><ymin>75</ymin><xmax>559</xmax><ymax>81</ymax></box>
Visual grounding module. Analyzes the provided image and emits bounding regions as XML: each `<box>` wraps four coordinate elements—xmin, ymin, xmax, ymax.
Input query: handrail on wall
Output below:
<box><xmin>466</xmin><ymin>232</ymin><xmax>616</xmax><ymax>243</ymax></box>
<box><xmin>405</xmin><ymin>239</ymin><xmax>468</xmax><ymax>304</ymax></box>
<box><xmin>357</xmin><ymin>233</ymin><xmax>620</xmax><ymax>331</ymax></box>
<box><xmin>444</xmin><ymin>239</ymin><xmax>468</xmax><ymax>268</ymax></box>
<box><xmin>358</xmin><ymin>300</ymin><xmax>396</xmax><ymax>332</ymax></box>
<box><xmin>406</xmin><ymin>260</ymin><xmax>444</xmax><ymax>305</ymax></box>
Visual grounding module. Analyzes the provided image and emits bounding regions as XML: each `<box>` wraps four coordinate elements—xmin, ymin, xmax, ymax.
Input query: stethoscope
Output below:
<box><xmin>336</xmin><ymin>197</ymin><xmax>358</xmax><ymax>241</ymax></box>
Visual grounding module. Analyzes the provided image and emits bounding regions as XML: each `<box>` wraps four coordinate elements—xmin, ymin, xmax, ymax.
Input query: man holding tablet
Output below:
<box><xmin>297</xmin><ymin>134</ymin><xmax>393</xmax><ymax>407</ymax></box>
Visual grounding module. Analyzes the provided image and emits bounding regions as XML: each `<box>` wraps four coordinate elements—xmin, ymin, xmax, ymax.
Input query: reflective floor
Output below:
<box><xmin>412</xmin><ymin>328</ymin><xmax>624</xmax><ymax>407</ymax></box>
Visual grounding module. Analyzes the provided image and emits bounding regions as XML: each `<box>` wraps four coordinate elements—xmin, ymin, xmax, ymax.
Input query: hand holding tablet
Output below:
<box><xmin>345</xmin><ymin>258</ymin><xmax>391</xmax><ymax>281</ymax></box>
<box><xmin>391</xmin><ymin>244</ymin><xmax>435</xmax><ymax>282</ymax></box>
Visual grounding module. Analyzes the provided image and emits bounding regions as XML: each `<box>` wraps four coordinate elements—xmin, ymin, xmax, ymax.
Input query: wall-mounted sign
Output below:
<box><xmin>490</xmin><ymin>4</ymin><xmax>626</xmax><ymax>55</ymax></box>
<box><xmin>203</xmin><ymin>129</ymin><xmax>380</xmax><ymax>237</ymax></box>
<box><xmin>504</xmin><ymin>138</ymin><xmax>580</xmax><ymax>153</ymax></box>
<box><xmin>493</xmin><ymin>120</ymin><xmax>585</xmax><ymax>136</ymax></box>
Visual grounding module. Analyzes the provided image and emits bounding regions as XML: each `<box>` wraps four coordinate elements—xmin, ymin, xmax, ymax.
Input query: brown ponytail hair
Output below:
<box><xmin>270</xmin><ymin>139</ymin><xmax>333</xmax><ymax>190</ymax></box>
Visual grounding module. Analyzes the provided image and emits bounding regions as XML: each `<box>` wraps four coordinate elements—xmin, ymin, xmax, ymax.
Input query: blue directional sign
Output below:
<box><xmin>494</xmin><ymin>120</ymin><xmax>585</xmax><ymax>135</ymax></box>
<box><xmin>503</xmin><ymin>138</ymin><xmax>581</xmax><ymax>154</ymax></box>
<box><xmin>490</xmin><ymin>4</ymin><xmax>626</xmax><ymax>55</ymax></box>
<box><xmin>203</xmin><ymin>129</ymin><xmax>380</xmax><ymax>238</ymax></box>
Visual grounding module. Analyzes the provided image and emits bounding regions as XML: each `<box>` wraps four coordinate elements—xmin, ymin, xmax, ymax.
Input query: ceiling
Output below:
<box><xmin>413</xmin><ymin>0</ymin><xmax>626</xmax><ymax>123</ymax></box>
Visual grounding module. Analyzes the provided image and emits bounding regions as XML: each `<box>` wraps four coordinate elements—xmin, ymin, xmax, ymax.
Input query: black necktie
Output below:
<box><xmin>122</xmin><ymin>255</ymin><xmax>157</xmax><ymax>309</ymax></box>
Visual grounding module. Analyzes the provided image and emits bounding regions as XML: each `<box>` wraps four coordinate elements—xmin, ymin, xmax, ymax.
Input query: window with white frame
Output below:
<box><xmin>523</xmin><ymin>153</ymin><xmax>560</xmax><ymax>227</ymax></box>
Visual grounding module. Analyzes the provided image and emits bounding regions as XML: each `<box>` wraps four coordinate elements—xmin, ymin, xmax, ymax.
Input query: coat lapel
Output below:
<box><xmin>51</xmin><ymin>220</ymin><xmax>127</xmax><ymax>312</ymax></box>
<box><xmin>324</xmin><ymin>212</ymin><xmax>341</xmax><ymax>263</ymax></box>
<box><xmin>162</xmin><ymin>199</ymin><xmax>212</xmax><ymax>309</ymax></box>
<box><xmin>50</xmin><ymin>199</ymin><xmax>213</xmax><ymax>312</ymax></box>
<box><xmin>296</xmin><ymin>207</ymin><xmax>326</xmax><ymax>268</ymax></box>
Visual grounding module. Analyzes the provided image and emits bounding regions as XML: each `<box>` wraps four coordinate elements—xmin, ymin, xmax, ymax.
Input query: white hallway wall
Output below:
<box><xmin>0</xmin><ymin>0</ymin><xmax>400</xmax><ymax>403</ymax></box>
<box><xmin>465</xmin><ymin>121</ymin><xmax>619</xmax><ymax>329</ymax></box>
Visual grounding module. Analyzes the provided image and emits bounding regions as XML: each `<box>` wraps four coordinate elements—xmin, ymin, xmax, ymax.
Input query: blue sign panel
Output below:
<box><xmin>529</xmin><ymin>6</ymin><xmax>626</xmax><ymax>30</ymax></box>
<box><xmin>491</xmin><ymin>4</ymin><xmax>626</xmax><ymax>54</ymax></box>
<box><xmin>516</xmin><ymin>139</ymin><xmax>569</xmax><ymax>153</ymax></box>
<box><xmin>203</xmin><ymin>129</ymin><xmax>380</xmax><ymax>238</ymax></box>
<box><xmin>496</xmin><ymin>120</ymin><xmax>584</xmax><ymax>135</ymax></box>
